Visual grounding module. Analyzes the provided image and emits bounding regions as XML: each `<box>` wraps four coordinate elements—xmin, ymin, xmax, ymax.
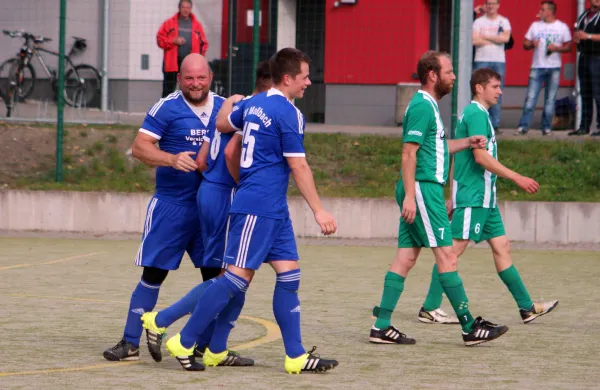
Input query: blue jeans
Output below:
<box><xmin>518</xmin><ymin>68</ymin><xmax>561</xmax><ymax>131</ymax></box>
<box><xmin>473</xmin><ymin>61</ymin><xmax>506</xmax><ymax>128</ymax></box>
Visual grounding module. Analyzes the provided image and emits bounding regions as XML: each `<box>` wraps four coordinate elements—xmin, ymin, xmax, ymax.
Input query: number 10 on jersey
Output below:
<box><xmin>241</xmin><ymin>122</ymin><xmax>259</xmax><ymax>168</ymax></box>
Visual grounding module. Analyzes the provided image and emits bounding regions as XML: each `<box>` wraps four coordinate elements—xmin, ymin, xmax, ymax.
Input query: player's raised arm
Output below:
<box><xmin>224</xmin><ymin>133</ymin><xmax>242</xmax><ymax>183</ymax></box>
<box><xmin>447</xmin><ymin>136</ymin><xmax>487</xmax><ymax>154</ymax></box>
<box><xmin>215</xmin><ymin>94</ymin><xmax>245</xmax><ymax>133</ymax></box>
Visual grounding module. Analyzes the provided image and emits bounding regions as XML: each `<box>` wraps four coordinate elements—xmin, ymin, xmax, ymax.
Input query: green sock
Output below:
<box><xmin>422</xmin><ymin>264</ymin><xmax>444</xmax><ymax>312</ymax></box>
<box><xmin>374</xmin><ymin>271</ymin><xmax>405</xmax><ymax>329</ymax></box>
<box><xmin>498</xmin><ymin>265</ymin><xmax>533</xmax><ymax>310</ymax></box>
<box><xmin>438</xmin><ymin>271</ymin><xmax>474</xmax><ymax>332</ymax></box>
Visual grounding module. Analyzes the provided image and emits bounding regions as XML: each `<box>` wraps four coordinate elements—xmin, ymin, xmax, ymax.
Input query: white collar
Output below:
<box><xmin>418</xmin><ymin>90</ymin><xmax>439</xmax><ymax>108</ymax></box>
<box><xmin>472</xmin><ymin>100</ymin><xmax>489</xmax><ymax>112</ymax></box>
<box><xmin>183</xmin><ymin>91</ymin><xmax>214</xmax><ymax>126</ymax></box>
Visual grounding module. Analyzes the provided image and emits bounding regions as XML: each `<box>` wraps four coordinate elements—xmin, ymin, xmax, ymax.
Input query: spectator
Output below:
<box><xmin>472</xmin><ymin>0</ymin><xmax>511</xmax><ymax>133</ymax></box>
<box><xmin>570</xmin><ymin>0</ymin><xmax>600</xmax><ymax>136</ymax></box>
<box><xmin>157</xmin><ymin>0</ymin><xmax>209</xmax><ymax>98</ymax></box>
<box><xmin>515</xmin><ymin>1</ymin><xmax>572</xmax><ymax>136</ymax></box>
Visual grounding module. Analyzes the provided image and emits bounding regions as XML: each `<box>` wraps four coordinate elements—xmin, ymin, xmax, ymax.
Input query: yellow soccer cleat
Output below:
<box><xmin>203</xmin><ymin>348</ymin><xmax>254</xmax><ymax>367</ymax></box>
<box><xmin>284</xmin><ymin>346</ymin><xmax>338</xmax><ymax>374</ymax></box>
<box><xmin>165</xmin><ymin>334</ymin><xmax>205</xmax><ymax>371</ymax></box>
<box><xmin>141</xmin><ymin>312</ymin><xmax>167</xmax><ymax>362</ymax></box>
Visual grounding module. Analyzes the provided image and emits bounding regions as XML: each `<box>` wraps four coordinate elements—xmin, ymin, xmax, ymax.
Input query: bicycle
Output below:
<box><xmin>0</xmin><ymin>30</ymin><xmax>101</xmax><ymax>109</ymax></box>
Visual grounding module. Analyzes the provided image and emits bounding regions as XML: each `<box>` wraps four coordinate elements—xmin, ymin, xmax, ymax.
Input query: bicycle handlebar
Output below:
<box><xmin>3</xmin><ymin>30</ymin><xmax>52</xmax><ymax>43</ymax></box>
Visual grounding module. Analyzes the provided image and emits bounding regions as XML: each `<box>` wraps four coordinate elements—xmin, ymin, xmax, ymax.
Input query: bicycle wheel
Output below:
<box><xmin>63</xmin><ymin>64</ymin><xmax>101</xmax><ymax>108</ymax></box>
<box><xmin>0</xmin><ymin>58</ymin><xmax>36</xmax><ymax>100</ymax></box>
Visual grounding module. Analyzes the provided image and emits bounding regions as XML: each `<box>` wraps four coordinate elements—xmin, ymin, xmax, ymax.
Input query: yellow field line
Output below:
<box><xmin>0</xmin><ymin>362</ymin><xmax>140</xmax><ymax>377</ymax></box>
<box><xmin>0</xmin><ymin>252</ymin><xmax>106</xmax><ymax>271</ymax></box>
<box><xmin>2</xmin><ymin>293</ymin><xmax>282</xmax><ymax>377</ymax></box>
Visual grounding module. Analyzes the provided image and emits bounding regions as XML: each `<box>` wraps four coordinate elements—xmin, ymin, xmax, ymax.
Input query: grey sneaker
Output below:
<box><xmin>514</xmin><ymin>128</ymin><xmax>527</xmax><ymax>136</ymax></box>
<box><xmin>542</xmin><ymin>129</ymin><xmax>552</xmax><ymax>136</ymax></box>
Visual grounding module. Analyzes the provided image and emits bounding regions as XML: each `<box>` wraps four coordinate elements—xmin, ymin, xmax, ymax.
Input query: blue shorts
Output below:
<box><xmin>134</xmin><ymin>196</ymin><xmax>204</xmax><ymax>270</ymax></box>
<box><xmin>197</xmin><ymin>181</ymin><xmax>235</xmax><ymax>268</ymax></box>
<box><xmin>224</xmin><ymin>214</ymin><xmax>299</xmax><ymax>270</ymax></box>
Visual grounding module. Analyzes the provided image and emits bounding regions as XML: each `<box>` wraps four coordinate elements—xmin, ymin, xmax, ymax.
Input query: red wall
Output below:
<box><xmin>323</xmin><ymin>0</ymin><xmax>579</xmax><ymax>87</ymax></box>
<box><xmin>324</xmin><ymin>0</ymin><xmax>431</xmax><ymax>84</ymax></box>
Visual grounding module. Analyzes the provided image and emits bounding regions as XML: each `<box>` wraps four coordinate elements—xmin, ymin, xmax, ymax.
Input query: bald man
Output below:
<box><xmin>103</xmin><ymin>53</ymin><xmax>229</xmax><ymax>362</ymax></box>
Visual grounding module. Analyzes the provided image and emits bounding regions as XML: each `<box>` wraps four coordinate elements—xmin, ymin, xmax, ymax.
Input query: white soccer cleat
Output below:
<box><xmin>418</xmin><ymin>307</ymin><xmax>460</xmax><ymax>324</ymax></box>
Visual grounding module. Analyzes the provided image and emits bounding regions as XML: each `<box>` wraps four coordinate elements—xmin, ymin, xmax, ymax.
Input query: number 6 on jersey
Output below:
<box><xmin>241</xmin><ymin>122</ymin><xmax>259</xmax><ymax>168</ymax></box>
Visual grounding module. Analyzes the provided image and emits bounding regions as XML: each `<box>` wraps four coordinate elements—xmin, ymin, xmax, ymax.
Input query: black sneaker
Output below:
<box><xmin>591</xmin><ymin>130</ymin><xmax>600</xmax><ymax>137</ymax></box>
<box><xmin>103</xmin><ymin>339</ymin><xmax>140</xmax><ymax>361</ymax></box>
<box><xmin>203</xmin><ymin>349</ymin><xmax>255</xmax><ymax>367</ymax></box>
<box><xmin>145</xmin><ymin>329</ymin><xmax>165</xmax><ymax>362</ymax></box>
<box><xmin>462</xmin><ymin>317</ymin><xmax>508</xmax><ymax>346</ymax></box>
<box><xmin>285</xmin><ymin>346</ymin><xmax>338</xmax><ymax>374</ymax></box>
<box><xmin>174</xmin><ymin>354</ymin><xmax>206</xmax><ymax>371</ymax></box>
<box><xmin>369</xmin><ymin>325</ymin><xmax>416</xmax><ymax>344</ymax></box>
<box><xmin>520</xmin><ymin>300</ymin><xmax>559</xmax><ymax>323</ymax></box>
<box><xmin>568</xmin><ymin>128</ymin><xmax>589</xmax><ymax>136</ymax></box>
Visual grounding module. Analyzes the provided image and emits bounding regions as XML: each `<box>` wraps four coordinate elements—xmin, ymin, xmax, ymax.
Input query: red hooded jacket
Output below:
<box><xmin>156</xmin><ymin>12</ymin><xmax>209</xmax><ymax>72</ymax></box>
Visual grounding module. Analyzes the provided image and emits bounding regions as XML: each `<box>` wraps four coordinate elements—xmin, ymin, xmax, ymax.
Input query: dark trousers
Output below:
<box><xmin>578</xmin><ymin>54</ymin><xmax>600</xmax><ymax>131</ymax></box>
<box><xmin>162</xmin><ymin>72</ymin><xmax>178</xmax><ymax>98</ymax></box>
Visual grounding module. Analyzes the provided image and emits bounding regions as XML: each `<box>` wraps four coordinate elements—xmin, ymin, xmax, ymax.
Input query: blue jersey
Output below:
<box><xmin>227</xmin><ymin>88</ymin><xmax>306</xmax><ymax>219</ymax></box>
<box><xmin>140</xmin><ymin>91</ymin><xmax>224</xmax><ymax>205</ymax></box>
<box><xmin>202</xmin><ymin>98</ymin><xmax>249</xmax><ymax>188</ymax></box>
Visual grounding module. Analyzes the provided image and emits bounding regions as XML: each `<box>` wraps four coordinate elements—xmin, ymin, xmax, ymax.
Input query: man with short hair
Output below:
<box><xmin>159</xmin><ymin>48</ymin><xmax>339</xmax><ymax>374</ymax></box>
<box><xmin>515</xmin><ymin>1</ymin><xmax>572</xmax><ymax>136</ymax></box>
<box><xmin>418</xmin><ymin>68</ymin><xmax>558</xmax><ymax>325</ymax></box>
<box><xmin>157</xmin><ymin>0</ymin><xmax>209</xmax><ymax>98</ymax></box>
<box><xmin>472</xmin><ymin>0</ymin><xmax>511</xmax><ymax>133</ymax></box>
<box><xmin>140</xmin><ymin>61</ymin><xmax>273</xmax><ymax>366</ymax></box>
<box><xmin>570</xmin><ymin>0</ymin><xmax>600</xmax><ymax>136</ymax></box>
<box><xmin>370</xmin><ymin>51</ymin><xmax>509</xmax><ymax>347</ymax></box>
<box><xmin>102</xmin><ymin>54</ymin><xmax>223</xmax><ymax>362</ymax></box>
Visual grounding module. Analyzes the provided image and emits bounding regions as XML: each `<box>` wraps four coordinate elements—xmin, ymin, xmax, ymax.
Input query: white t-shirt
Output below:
<box><xmin>473</xmin><ymin>15</ymin><xmax>511</xmax><ymax>63</ymax></box>
<box><xmin>525</xmin><ymin>20</ymin><xmax>572</xmax><ymax>69</ymax></box>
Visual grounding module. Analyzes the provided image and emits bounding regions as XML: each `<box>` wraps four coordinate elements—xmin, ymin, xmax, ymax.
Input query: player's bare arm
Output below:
<box><xmin>224</xmin><ymin>133</ymin><xmax>242</xmax><ymax>183</ymax></box>
<box><xmin>215</xmin><ymin>94</ymin><xmax>245</xmax><ymax>133</ymax></box>
<box><xmin>195</xmin><ymin>139</ymin><xmax>209</xmax><ymax>172</ymax></box>
<box><xmin>287</xmin><ymin>156</ymin><xmax>337</xmax><ymax>235</ymax></box>
<box><xmin>446</xmin><ymin>157</ymin><xmax>455</xmax><ymax>218</ymax></box>
<box><xmin>132</xmin><ymin>132</ymin><xmax>198</xmax><ymax>172</ymax></box>
<box><xmin>401</xmin><ymin>142</ymin><xmax>419</xmax><ymax>224</ymax></box>
<box><xmin>472</xmin><ymin>149</ymin><xmax>539</xmax><ymax>194</ymax></box>
<box><xmin>447</xmin><ymin>135</ymin><xmax>487</xmax><ymax>154</ymax></box>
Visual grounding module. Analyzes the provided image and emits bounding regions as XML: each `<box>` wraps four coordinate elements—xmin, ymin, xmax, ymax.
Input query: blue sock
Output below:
<box><xmin>123</xmin><ymin>279</ymin><xmax>161</xmax><ymax>347</ymax></box>
<box><xmin>208</xmin><ymin>291</ymin><xmax>246</xmax><ymax>353</ymax></box>
<box><xmin>155</xmin><ymin>279</ymin><xmax>216</xmax><ymax>328</ymax></box>
<box><xmin>195</xmin><ymin>318</ymin><xmax>217</xmax><ymax>350</ymax></box>
<box><xmin>273</xmin><ymin>269</ymin><xmax>305</xmax><ymax>358</ymax></box>
<box><xmin>179</xmin><ymin>271</ymin><xmax>248</xmax><ymax>349</ymax></box>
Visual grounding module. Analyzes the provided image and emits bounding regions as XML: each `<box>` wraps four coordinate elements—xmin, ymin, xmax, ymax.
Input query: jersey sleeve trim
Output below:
<box><xmin>139</xmin><ymin>128</ymin><xmax>161</xmax><ymax>140</ymax></box>
<box><xmin>202</xmin><ymin>136</ymin><xmax>210</xmax><ymax>143</ymax></box>
<box><xmin>283</xmin><ymin>152</ymin><xmax>306</xmax><ymax>157</ymax></box>
<box><xmin>235</xmin><ymin>130</ymin><xmax>243</xmax><ymax>136</ymax></box>
<box><xmin>228</xmin><ymin>113</ymin><xmax>242</xmax><ymax>131</ymax></box>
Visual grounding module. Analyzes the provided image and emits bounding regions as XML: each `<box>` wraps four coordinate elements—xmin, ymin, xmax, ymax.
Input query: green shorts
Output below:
<box><xmin>396</xmin><ymin>180</ymin><xmax>453</xmax><ymax>248</ymax></box>
<box><xmin>451</xmin><ymin>206</ymin><xmax>506</xmax><ymax>243</ymax></box>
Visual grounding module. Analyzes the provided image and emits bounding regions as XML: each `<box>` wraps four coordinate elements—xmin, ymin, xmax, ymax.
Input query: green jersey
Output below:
<box><xmin>402</xmin><ymin>90</ymin><xmax>449</xmax><ymax>185</ymax></box>
<box><xmin>453</xmin><ymin>101</ymin><xmax>498</xmax><ymax>208</ymax></box>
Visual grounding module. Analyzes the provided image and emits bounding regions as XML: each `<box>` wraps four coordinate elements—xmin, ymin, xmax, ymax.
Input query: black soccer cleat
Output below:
<box><xmin>103</xmin><ymin>339</ymin><xmax>140</xmax><ymax>361</ymax></box>
<box><xmin>285</xmin><ymin>346</ymin><xmax>338</xmax><ymax>374</ymax></box>
<box><xmin>194</xmin><ymin>345</ymin><xmax>207</xmax><ymax>358</ymax></box>
<box><xmin>145</xmin><ymin>328</ymin><xmax>165</xmax><ymax>362</ymax></box>
<box><xmin>462</xmin><ymin>317</ymin><xmax>508</xmax><ymax>346</ymax></box>
<box><xmin>174</xmin><ymin>354</ymin><xmax>206</xmax><ymax>371</ymax></box>
<box><xmin>203</xmin><ymin>349</ymin><xmax>255</xmax><ymax>367</ymax></box>
<box><xmin>520</xmin><ymin>300</ymin><xmax>559</xmax><ymax>324</ymax></box>
<box><xmin>369</xmin><ymin>325</ymin><xmax>417</xmax><ymax>344</ymax></box>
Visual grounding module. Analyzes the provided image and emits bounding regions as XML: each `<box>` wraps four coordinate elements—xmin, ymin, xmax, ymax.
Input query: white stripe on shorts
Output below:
<box><xmin>415</xmin><ymin>182</ymin><xmax>437</xmax><ymax>247</ymax></box>
<box><xmin>463</xmin><ymin>207</ymin><xmax>472</xmax><ymax>240</ymax></box>
<box><xmin>236</xmin><ymin>215</ymin><xmax>257</xmax><ymax>269</ymax></box>
<box><xmin>135</xmin><ymin>197</ymin><xmax>158</xmax><ymax>266</ymax></box>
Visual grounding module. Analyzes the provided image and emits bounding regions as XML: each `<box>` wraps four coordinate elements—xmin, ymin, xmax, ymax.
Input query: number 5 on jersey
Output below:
<box><xmin>241</xmin><ymin>122</ymin><xmax>259</xmax><ymax>168</ymax></box>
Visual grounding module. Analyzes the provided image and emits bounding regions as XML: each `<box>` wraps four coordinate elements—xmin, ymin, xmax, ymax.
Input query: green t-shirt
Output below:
<box><xmin>402</xmin><ymin>90</ymin><xmax>449</xmax><ymax>185</ymax></box>
<box><xmin>453</xmin><ymin>101</ymin><xmax>498</xmax><ymax>208</ymax></box>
